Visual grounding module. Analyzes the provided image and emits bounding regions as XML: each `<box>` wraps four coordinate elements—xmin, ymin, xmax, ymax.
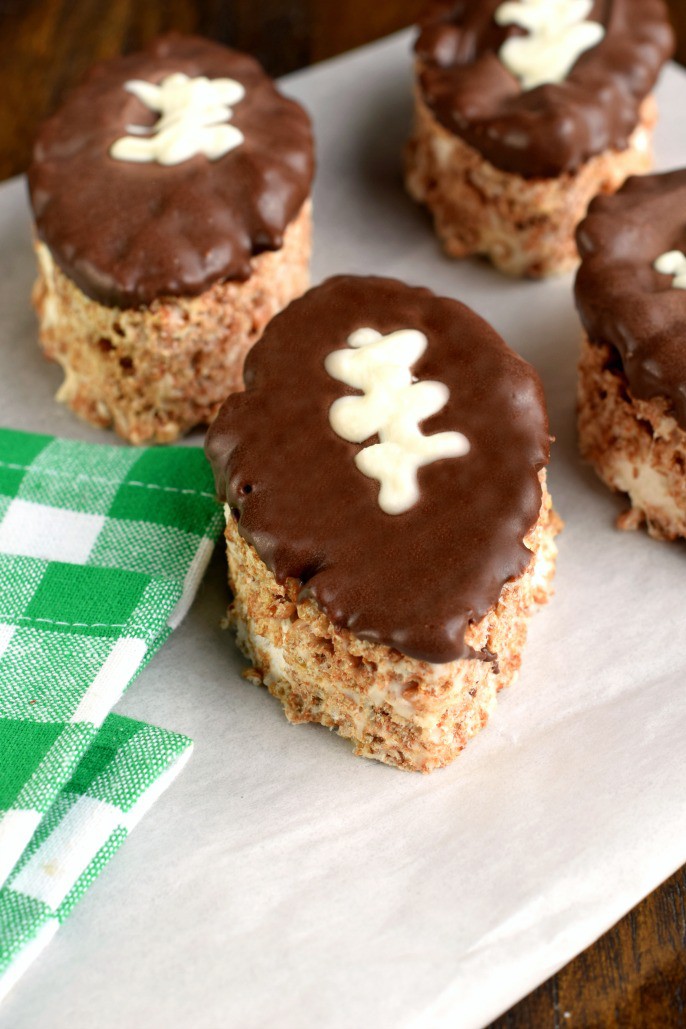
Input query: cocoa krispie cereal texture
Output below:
<box><xmin>575</xmin><ymin>169</ymin><xmax>686</xmax><ymax>539</ymax></box>
<box><xmin>225</xmin><ymin>479</ymin><xmax>558</xmax><ymax>773</ymax></box>
<box><xmin>206</xmin><ymin>276</ymin><xmax>560</xmax><ymax>771</ymax></box>
<box><xmin>406</xmin><ymin>0</ymin><xmax>673</xmax><ymax>277</ymax></box>
<box><xmin>28</xmin><ymin>34</ymin><xmax>314</xmax><ymax>443</ymax></box>
<box><xmin>578</xmin><ymin>337</ymin><xmax>686</xmax><ymax>541</ymax></box>
<box><xmin>32</xmin><ymin>204</ymin><xmax>311</xmax><ymax>445</ymax></box>
<box><xmin>406</xmin><ymin>95</ymin><xmax>655</xmax><ymax>279</ymax></box>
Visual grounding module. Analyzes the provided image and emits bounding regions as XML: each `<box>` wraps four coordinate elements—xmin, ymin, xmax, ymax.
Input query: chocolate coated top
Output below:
<box><xmin>415</xmin><ymin>0</ymin><xmax>673</xmax><ymax>178</ymax></box>
<box><xmin>575</xmin><ymin>168</ymin><xmax>686</xmax><ymax>428</ymax></box>
<box><xmin>206</xmin><ymin>275</ymin><xmax>550</xmax><ymax>664</ymax></box>
<box><xmin>28</xmin><ymin>34</ymin><xmax>314</xmax><ymax>308</ymax></box>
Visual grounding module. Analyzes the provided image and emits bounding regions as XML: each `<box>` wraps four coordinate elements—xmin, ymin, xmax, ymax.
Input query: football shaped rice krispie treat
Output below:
<box><xmin>575</xmin><ymin>168</ymin><xmax>686</xmax><ymax>540</ymax></box>
<box><xmin>28</xmin><ymin>34</ymin><xmax>314</xmax><ymax>444</ymax></box>
<box><xmin>405</xmin><ymin>0</ymin><xmax>674</xmax><ymax>278</ymax></box>
<box><xmin>206</xmin><ymin>275</ymin><xmax>560</xmax><ymax>772</ymax></box>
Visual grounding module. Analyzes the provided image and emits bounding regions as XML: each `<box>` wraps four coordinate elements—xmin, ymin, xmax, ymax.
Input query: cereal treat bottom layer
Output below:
<box><xmin>225</xmin><ymin>477</ymin><xmax>559</xmax><ymax>773</ymax></box>
<box><xmin>32</xmin><ymin>202</ymin><xmax>311</xmax><ymax>445</ymax></box>
<box><xmin>578</xmin><ymin>336</ymin><xmax>686</xmax><ymax>541</ymax></box>
<box><xmin>405</xmin><ymin>95</ymin><xmax>655</xmax><ymax>279</ymax></box>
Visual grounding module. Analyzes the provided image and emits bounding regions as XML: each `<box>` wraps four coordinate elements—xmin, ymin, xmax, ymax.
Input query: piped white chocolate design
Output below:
<box><xmin>494</xmin><ymin>0</ymin><xmax>605</xmax><ymax>91</ymax></box>
<box><xmin>654</xmin><ymin>250</ymin><xmax>686</xmax><ymax>289</ymax></box>
<box><xmin>110</xmin><ymin>73</ymin><xmax>245</xmax><ymax>165</ymax></box>
<box><xmin>325</xmin><ymin>328</ymin><xmax>470</xmax><ymax>515</ymax></box>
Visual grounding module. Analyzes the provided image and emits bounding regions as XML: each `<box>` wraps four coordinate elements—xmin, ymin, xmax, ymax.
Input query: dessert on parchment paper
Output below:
<box><xmin>28</xmin><ymin>34</ymin><xmax>314</xmax><ymax>445</ymax></box>
<box><xmin>405</xmin><ymin>0</ymin><xmax>674</xmax><ymax>278</ymax></box>
<box><xmin>575</xmin><ymin>168</ymin><xmax>686</xmax><ymax>541</ymax></box>
<box><xmin>206</xmin><ymin>275</ymin><xmax>561</xmax><ymax>772</ymax></box>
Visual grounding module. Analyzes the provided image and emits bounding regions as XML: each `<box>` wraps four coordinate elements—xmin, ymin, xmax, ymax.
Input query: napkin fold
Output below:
<box><xmin>0</xmin><ymin>713</ymin><xmax>192</xmax><ymax>1002</ymax></box>
<box><xmin>0</xmin><ymin>428</ymin><xmax>223</xmax><ymax>999</ymax></box>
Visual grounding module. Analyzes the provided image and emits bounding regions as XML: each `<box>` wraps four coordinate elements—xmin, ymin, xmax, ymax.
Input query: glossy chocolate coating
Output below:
<box><xmin>415</xmin><ymin>0</ymin><xmax>673</xmax><ymax>178</ymax></box>
<box><xmin>206</xmin><ymin>275</ymin><xmax>550</xmax><ymax>664</ymax></box>
<box><xmin>575</xmin><ymin>168</ymin><xmax>686</xmax><ymax>428</ymax></box>
<box><xmin>28</xmin><ymin>34</ymin><xmax>314</xmax><ymax>308</ymax></box>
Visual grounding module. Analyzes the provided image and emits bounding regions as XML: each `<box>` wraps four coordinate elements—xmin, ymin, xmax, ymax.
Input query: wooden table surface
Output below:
<box><xmin>1</xmin><ymin>2</ymin><xmax>685</xmax><ymax>1025</ymax></box>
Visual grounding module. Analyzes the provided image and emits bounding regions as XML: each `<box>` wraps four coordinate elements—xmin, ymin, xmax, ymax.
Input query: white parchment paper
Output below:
<box><xmin>1</xmin><ymin>32</ymin><xmax>685</xmax><ymax>1029</ymax></box>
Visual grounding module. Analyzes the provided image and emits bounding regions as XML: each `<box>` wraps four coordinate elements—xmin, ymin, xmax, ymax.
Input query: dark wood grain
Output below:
<box><xmin>490</xmin><ymin>865</ymin><xmax>686</xmax><ymax>1028</ymax></box>
<box><xmin>0</xmin><ymin>0</ymin><xmax>685</xmax><ymax>1024</ymax></box>
<box><xmin>309</xmin><ymin>0</ymin><xmax>424</xmax><ymax>64</ymax></box>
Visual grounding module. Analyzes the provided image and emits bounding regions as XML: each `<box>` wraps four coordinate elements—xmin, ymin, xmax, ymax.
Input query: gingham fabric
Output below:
<box><xmin>0</xmin><ymin>713</ymin><xmax>192</xmax><ymax>1002</ymax></box>
<box><xmin>0</xmin><ymin>427</ymin><xmax>223</xmax><ymax>997</ymax></box>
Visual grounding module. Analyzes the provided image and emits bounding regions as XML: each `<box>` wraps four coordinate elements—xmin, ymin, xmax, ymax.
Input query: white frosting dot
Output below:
<box><xmin>325</xmin><ymin>328</ymin><xmax>470</xmax><ymax>515</ymax></box>
<box><xmin>654</xmin><ymin>250</ymin><xmax>686</xmax><ymax>290</ymax></box>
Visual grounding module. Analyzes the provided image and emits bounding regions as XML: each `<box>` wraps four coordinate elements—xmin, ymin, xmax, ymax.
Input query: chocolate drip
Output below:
<box><xmin>575</xmin><ymin>168</ymin><xmax>686</xmax><ymax>428</ymax></box>
<box><xmin>28</xmin><ymin>34</ymin><xmax>314</xmax><ymax>308</ymax></box>
<box><xmin>415</xmin><ymin>0</ymin><xmax>673</xmax><ymax>178</ymax></box>
<box><xmin>206</xmin><ymin>276</ymin><xmax>550</xmax><ymax>664</ymax></box>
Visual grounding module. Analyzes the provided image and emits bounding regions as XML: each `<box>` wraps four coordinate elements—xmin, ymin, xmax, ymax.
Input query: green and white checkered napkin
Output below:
<box><xmin>0</xmin><ymin>427</ymin><xmax>223</xmax><ymax>1001</ymax></box>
